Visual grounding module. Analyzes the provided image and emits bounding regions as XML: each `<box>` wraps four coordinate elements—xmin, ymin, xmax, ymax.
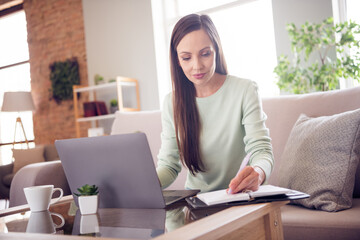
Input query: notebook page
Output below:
<box><xmin>197</xmin><ymin>189</ymin><xmax>250</xmax><ymax>206</ymax></box>
<box><xmin>249</xmin><ymin>185</ymin><xmax>291</xmax><ymax>198</ymax></box>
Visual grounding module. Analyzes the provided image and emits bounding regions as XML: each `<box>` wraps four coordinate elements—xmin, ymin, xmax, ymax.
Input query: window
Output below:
<box><xmin>0</xmin><ymin>9</ymin><xmax>34</xmax><ymax>165</ymax></box>
<box><xmin>346</xmin><ymin>0</ymin><xmax>360</xmax><ymax>23</ymax></box>
<box><xmin>346</xmin><ymin>0</ymin><xmax>360</xmax><ymax>87</ymax></box>
<box><xmin>207</xmin><ymin>0</ymin><xmax>278</xmax><ymax>97</ymax></box>
<box><xmin>152</xmin><ymin>0</ymin><xmax>278</xmax><ymax>107</ymax></box>
<box><xmin>332</xmin><ymin>0</ymin><xmax>360</xmax><ymax>88</ymax></box>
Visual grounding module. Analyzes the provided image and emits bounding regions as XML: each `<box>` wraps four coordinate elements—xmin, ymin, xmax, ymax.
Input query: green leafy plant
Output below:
<box><xmin>110</xmin><ymin>99</ymin><xmax>118</xmax><ymax>107</ymax></box>
<box><xmin>94</xmin><ymin>74</ymin><xmax>104</xmax><ymax>85</ymax></box>
<box><xmin>49</xmin><ymin>58</ymin><xmax>80</xmax><ymax>104</ymax></box>
<box><xmin>74</xmin><ymin>184</ymin><xmax>99</xmax><ymax>197</ymax></box>
<box><xmin>274</xmin><ymin>17</ymin><xmax>360</xmax><ymax>94</ymax></box>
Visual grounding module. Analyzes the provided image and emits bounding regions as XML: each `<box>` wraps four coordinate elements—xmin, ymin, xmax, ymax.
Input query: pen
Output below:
<box><xmin>228</xmin><ymin>153</ymin><xmax>251</xmax><ymax>194</ymax></box>
<box><xmin>237</xmin><ymin>153</ymin><xmax>251</xmax><ymax>175</ymax></box>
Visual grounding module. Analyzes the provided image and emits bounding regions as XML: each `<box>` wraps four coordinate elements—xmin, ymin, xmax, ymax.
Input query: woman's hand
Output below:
<box><xmin>227</xmin><ymin>166</ymin><xmax>265</xmax><ymax>194</ymax></box>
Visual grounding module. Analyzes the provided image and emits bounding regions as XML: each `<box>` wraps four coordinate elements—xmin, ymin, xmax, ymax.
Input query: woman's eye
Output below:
<box><xmin>201</xmin><ymin>51</ymin><xmax>211</xmax><ymax>57</ymax></box>
<box><xmin>182</xmin><ymin>57</ymin><xmax>190</xmax><ymax>61</ymax></box>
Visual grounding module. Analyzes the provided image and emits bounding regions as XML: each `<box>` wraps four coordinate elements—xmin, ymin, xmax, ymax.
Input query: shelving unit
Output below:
<box><xmin>73</xmin><ymin>76</ymin><xmax>140</xmax><ymax>138</ymax></box>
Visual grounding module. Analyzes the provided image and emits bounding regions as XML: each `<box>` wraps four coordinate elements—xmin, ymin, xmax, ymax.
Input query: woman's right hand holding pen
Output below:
<box><xmin>227</xmin><ymin>166</ymin><xmax>265</xmax><ymax>194</ymax></box>
<box><xmin>226</xmin><ymin>153</ymin><xmax>265</xmax><ymax>194</ymax></box>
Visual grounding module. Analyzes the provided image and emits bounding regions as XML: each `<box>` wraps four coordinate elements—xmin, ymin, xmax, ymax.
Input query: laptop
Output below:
<box><xmin>55</xmin><ymin>133</ymin><xmax>199</xmax><ymax>209</ymax></box>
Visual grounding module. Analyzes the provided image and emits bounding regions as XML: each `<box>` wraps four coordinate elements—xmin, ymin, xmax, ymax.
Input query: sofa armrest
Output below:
<box><xmin>9</xmin><ymin>160</ymin><xmax>71</xmax><ymax>207</ymax></box>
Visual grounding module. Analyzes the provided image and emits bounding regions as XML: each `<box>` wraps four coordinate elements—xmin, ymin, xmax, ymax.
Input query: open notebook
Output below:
<box><xmin>194</xmin><ymin>185</ymin><xmax>308</xmax><ymax>207</ymax></box>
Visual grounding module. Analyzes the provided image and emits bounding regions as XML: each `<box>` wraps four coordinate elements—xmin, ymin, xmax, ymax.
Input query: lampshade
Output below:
<box><xmin>1</xmin><ymin>91</ymin><xmax>35</xmax><ymax>112</ymax></box>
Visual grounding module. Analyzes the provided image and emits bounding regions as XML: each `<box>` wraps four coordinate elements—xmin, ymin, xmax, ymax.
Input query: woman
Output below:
<box><xmin>156</xmin><ymin>14</ymin><xmax>273</xmax><ymax>194</ymax></box>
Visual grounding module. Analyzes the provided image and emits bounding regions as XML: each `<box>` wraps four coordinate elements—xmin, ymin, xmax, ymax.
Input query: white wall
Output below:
<box><xmin>272</xmin><ymin>0</ymin><xmax>334</xmax><ymax>60</ymax></box>
<box><xmin>82</xmin><ymin>0</ymin><xmax>160</xmax><ymax>111</ymax></box>
<box><xmin>81</xmin><ymin>0</ymin><xmax>335</xmax><ymax>114</ymax></box>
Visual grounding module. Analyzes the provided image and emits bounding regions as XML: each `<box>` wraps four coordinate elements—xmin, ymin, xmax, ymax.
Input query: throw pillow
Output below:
<box><xmin>12</xmin><ymin>146</ymin><xmax>45</xmax><ymax>174</ymax></box>
<box><xmin>278</xmin><ymin>109</ymin><xmax>360</xmax><ymax>212</ymax></box>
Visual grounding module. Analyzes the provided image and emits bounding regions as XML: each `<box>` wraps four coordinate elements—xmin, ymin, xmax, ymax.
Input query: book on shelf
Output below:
<box><xmin>83</xmin><ymin>101</ymin><xmax>108</xmax><ymax>117</ymax></box>
<box><xmin>94</xmin><ymin>101</ymin><xmax>108</xmax><ymax>115</ymax></box>
<box><xmin>186</xmin><ymin>185</ymin><xmax>309</xmax><ymax>209</ymax></box>
<box><xmin>83</xmin><ymin>102</ymin><xmax>97</xmax><ymax>117</ymax></box>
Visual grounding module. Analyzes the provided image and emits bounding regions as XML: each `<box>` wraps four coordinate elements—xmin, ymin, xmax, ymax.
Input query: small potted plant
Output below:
<box><xmin>74</xmin><ymin>184</ymin><xmax>99</xmax><ymax>215</ymax></box>
<box><xmin>109</xmin><ymin>99</ymin><xmax>118</xmax><ymax>113</ymax></box>
<box><xmin>94</xmin><ymin>74</ymin><xmax>104</xmax><ymax>85</ymax></box>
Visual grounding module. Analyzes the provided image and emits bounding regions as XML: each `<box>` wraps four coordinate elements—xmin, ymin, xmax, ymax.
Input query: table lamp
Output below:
<box><xmin>1</xmin><ymin>91</ymin><xmax>35</xmax><ymax>148</ymax></box>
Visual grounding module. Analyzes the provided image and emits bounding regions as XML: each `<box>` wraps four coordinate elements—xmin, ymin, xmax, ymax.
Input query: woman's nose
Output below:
<box><xmin>193</xmin><ymin>57</ymin><xmax>203</xmax><ymax>70</ymax></box>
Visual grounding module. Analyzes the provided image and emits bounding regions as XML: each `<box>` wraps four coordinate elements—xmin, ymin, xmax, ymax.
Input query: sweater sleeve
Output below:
<box><xmin>156</xmin><ymin>94</ymin><xmax>182</xmax><ymax>188</ymax></box>
<box><xmin>241</xmin><ymin>81</ymin><xmax>274</xmax><ymax>182</ymax></box>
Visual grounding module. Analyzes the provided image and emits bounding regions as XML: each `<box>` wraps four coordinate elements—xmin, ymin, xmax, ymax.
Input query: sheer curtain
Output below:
<box><xmin>0</xmin><ymin>10</ymin><xmax>34</xmax><ymax>165</ymax></box>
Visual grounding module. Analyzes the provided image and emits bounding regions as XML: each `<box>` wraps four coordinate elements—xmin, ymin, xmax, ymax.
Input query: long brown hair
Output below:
<box><xmin>170</xmin><ymin>14</ymin><xmax>228</xmax><ymax>175</ymax></box>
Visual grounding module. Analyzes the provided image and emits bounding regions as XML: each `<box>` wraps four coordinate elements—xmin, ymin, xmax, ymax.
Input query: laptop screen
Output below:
<box><xmin>56</xmin><ymin>133</ymin><xmax>166</xmax><ymax>209</ymax></box>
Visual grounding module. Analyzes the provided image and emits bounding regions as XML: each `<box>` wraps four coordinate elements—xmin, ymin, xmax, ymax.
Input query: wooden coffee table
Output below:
<box><xmin>0</xmin><ymin>195</ymin><xmax>288</xmax><ymax>240</ymax></box>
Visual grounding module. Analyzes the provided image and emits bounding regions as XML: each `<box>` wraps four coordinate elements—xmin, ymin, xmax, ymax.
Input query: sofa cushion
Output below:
<box><xmin>12</xmin><ymin>146</ymin><xmax>46</xmax><ymax>174</ymax></box>
<box><xmin>111</xmin><ymin>111</ymin><xmax>162</xmax><ymax>166</ymax></box>
<box><xmin>263</xmin><ymin>87</ymin><xmax>360</xmax><ymax>187</ymax></box>
<box><xmin>354</xmin><ymin>162</ymin><xmax>360</xmax><ymax>198</ymax></box>
<box><xmin>44</xmin><ymin>144</ymin><xmax>59</xmax><ymax>161</ymax></box>
<box><xmin>2</xmin><ymin>173</ymin><xmax>15</xmax><ymax>187</ymax></box>
<box><xmin>281</xmin><ymin>199</ymin><xmax>360</xmax><ymax>240</ymax></box>
<box><xmin>278</xmin><ymin>109</ymin><xmax>360</xmax><ymax>212</ymax></box>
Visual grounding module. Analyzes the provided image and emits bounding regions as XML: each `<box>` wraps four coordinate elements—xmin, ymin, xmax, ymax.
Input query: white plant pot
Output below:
<box><xmin>80</xmin><ymin>214</ymin><xmax>99</xmax><ymax>234</ymax></box>
<box><xmin>78</xmin><ymin>195</ymin><xmax>98</xmax><ymax>215</ymax></box>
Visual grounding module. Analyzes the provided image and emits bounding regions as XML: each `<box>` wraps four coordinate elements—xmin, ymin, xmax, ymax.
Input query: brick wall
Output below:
<box><xmin>23</xmin><ymin>0</ymin><xmax>90</xmax><ymax>144</ymax></box>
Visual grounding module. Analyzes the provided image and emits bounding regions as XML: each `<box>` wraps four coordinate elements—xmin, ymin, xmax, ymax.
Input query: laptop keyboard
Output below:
<box><xmin>164</xmin><ymin>196</ymin><xmax>181</xmax><ymax>202</ymax></box>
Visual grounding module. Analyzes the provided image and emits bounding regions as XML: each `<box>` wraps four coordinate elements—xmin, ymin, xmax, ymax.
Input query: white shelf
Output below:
<box><xmin>73</xmin><ymin>77</ymin><xmax>140</xmax><ymax>138</ymax></box>
<box><xmin>76</xmin><ymin>114</ymin><xmax>116</xmax><ymax>122</ymax></box>
<box><xmin>74</xmin><ymin>81</ymin><xmax>136</xmax><ymax>93</ymax></box>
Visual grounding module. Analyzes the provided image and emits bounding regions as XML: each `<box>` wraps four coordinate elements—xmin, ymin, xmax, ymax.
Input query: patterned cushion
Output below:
<box><xmin>278</xmin><ymin>109</ymin><xmax>360</xmax><ymax>212</ymax></box>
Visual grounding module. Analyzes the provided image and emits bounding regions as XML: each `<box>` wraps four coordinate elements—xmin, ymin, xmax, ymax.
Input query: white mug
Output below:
<box><xmin>26</xmin><ymin>211</ymin><xmax>65</xmax><ymax>234</ymax></box>
<box><xmin>24</xmin><ymin>185</ymin><xmax>63</xmax><ymax>212</ymax></box>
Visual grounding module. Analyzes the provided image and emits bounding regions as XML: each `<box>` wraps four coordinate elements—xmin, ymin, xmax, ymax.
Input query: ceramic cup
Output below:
<box><xmin>26</xmin><ymin>211</ymin><xmax>65</xmax><ymax>234</ymax></box>
<box><xmin>24</xmin><ymin>185</ymin><xmax>63</xmax><ymax>212</ymax></box>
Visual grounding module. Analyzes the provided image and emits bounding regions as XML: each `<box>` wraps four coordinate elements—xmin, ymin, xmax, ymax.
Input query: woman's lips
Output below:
<box><xmin>193</xmin><ymin>73</ymin><xmax>206</xmax><ymax>79</ymax></box>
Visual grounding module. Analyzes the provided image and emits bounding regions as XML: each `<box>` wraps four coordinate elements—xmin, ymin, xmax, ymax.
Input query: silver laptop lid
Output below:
<box><xmin>55</xmin><ymin>133</ymin><xmax>166</xmax><ymax>209</ymax></box>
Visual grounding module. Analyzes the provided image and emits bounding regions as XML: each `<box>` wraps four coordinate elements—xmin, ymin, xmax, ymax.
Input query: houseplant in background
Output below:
<box><xmin>274</xmin><ymin>17</ymin><xmax>360</xmax><ymax>94</ymax></box>
<box><xmin>74</xmin><ymin>184</ymin><xmax>99</xmax><ymax>215</ymax></box>
<box><xmin>49</xmin><ymin>57</ymin><xmax>80</xmax><ymax>104</ymax></box>
<box><xmin>109</xmin><ymin>99</ymin><xmax>118</xmax><ymax>113</ymax></box>
<box><xmin>94</xmin><ymin>74</ymin><xmax>104</xmax><ymax>85</ymax></box>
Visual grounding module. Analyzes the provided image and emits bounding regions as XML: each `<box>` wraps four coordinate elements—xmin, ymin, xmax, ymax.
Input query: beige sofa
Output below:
<box><xmin>9</xmin><ymin>86</ymin><xmax>360</xmax><ymax>239</ymax></box>
<box><xmin>7</xmin><ymin>145</ymin><xmax>71</xmax><ymax>207</ymax></box>
<box><xmin>110</xmin><ymin>87</ymin><xmax>360</xmax><ymax>240</ymax></box>
<box><xmin>0</xmin><ymin>144</ymin><xmax>70</xmax><ymax>201</ymax></box>
<box><xmin>263</xmin><ymin>87</ymin><xmax>360</xmax><ymax>240</ymax></box>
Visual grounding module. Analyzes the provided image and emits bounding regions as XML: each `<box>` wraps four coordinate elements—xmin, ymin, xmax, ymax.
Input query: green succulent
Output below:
<box><xmin>74</xmin><ymin>184</ymin><xmax>99</xmax><ymax>197</ymax></box>
<box><xmin>110</xmin><ymin>99</ymin><xmax>118</xmax><ymax>107</ymax></box>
